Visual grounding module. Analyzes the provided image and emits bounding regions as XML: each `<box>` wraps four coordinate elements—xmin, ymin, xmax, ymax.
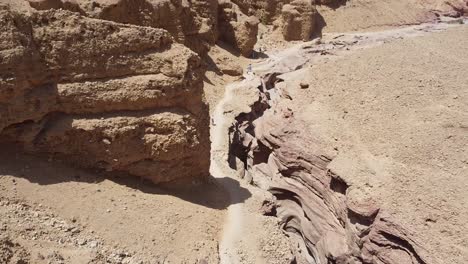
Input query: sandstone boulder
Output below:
<box><xmin>218</xmin><ymin>0</ymin><xmax>260</xmax><ymax>57</ymax></box>
<box><xmin>0</xmin><ymin>7</ymin><xmax>209</xmax><ymax>184</ymax></box>
<box><xmin>281</xmin><ymin>0</ymin><xmax>317</xmax><ymax>41</ymax></box>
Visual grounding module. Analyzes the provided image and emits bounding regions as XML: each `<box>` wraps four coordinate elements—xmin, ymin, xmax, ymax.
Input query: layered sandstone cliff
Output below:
<box><xmin>28</xmin><ymin>0</ymin><xmax>219</xmax><ymax>55</ymax></box>
<box><xmin>231</xmin><ymin>0</ymin><xmax>340</xmax><ymax>40</ymax></box>
<box><xmin>26</xmin><ymin>0</ymin><xmax>264</xmax><ymax>56</ymax></box>
<box><xmin>0</xmin><ymin>6</ymin><xmax>209</xmax><ymax>183</ymax></box>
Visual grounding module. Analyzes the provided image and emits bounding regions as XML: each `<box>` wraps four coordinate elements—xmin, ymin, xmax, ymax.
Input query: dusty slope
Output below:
<box><xmin>278</xmin><ymin>25</ymin><xmax>468</xmax><ymax>263</ymax></box>
<box><xmin>318</xmin><ymin>0</ymin><xmax>468</xmax><ymax>32</ymax></box>
<box><xmin>0</xmin><ymin>146</ymin><xmax>227</xmax><ymax>263</ymax></box>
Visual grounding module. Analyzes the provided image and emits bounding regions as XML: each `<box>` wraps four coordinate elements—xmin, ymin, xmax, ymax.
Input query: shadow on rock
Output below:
<box><xmin>0</xmin><ymin>145</ymin><xmax>251</xmax><ymax>210</ymax></box>
<box><xmin>324</xmin><ymin>0</ymin><xmax>349</xmax><ymax>10</ymax></box>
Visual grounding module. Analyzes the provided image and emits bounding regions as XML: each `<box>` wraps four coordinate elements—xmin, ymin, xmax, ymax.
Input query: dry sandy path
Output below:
<box><xmin>210</xmin><ymin>77</ymin><xmax>259</xmax><ymax>263</ymax></box>
<box><xmin>210</xmin><ymin>80</ymin><xmax>240</xmax><ymax>263</ymax></box>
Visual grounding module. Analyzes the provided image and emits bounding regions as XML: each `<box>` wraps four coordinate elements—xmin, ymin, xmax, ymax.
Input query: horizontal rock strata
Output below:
<box><xmin>0</xmin><ymin>6</ymin><xmax>209</xmax><ymax>183</ymax></box>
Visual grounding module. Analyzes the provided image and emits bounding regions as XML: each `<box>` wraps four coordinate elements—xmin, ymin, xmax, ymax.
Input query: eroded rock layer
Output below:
<box><xmin>281</xmin><ymin>0</ymin><xmax>317</xmax><ymax>41</ymax></box>
<box><xmin>0</xmin><ymin>6</ymin><xmax>209</xmax><ymax>183</ymax></box>
<box><xmin>26</xmin><ymin>0</ymin><xmax>264</xmax><ymax>56</ymax></box>
<box><xmin>229</xmin><ymin>75</ymin><xmax>439</xmax><ymax>264</ymax></box>
<box><xmin>218</xmin><ymin>0</ymin><xmax>260</xmax><ymax>57</ymax></box>
<box><xmin>230</xmin><ymin>0</ymin><xmax>343</xmax><ymax>39</ymax></box>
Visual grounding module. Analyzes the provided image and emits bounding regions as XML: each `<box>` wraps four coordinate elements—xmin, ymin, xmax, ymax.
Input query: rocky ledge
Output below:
<box><xmin>0</xmin><ymin>6</ymin><xmax>209</xmax><ymax>183</ymax></box>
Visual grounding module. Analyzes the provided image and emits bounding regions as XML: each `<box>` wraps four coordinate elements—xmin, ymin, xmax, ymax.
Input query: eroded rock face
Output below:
<box><xmin>230</xmin><ymin>0</ymin><xmax>319</xmax><ymax>41</ymax></box>
<box><xmin>0</xmin><ymin>7</ymin><xmax>209</xmax><ymax>183</ymax></box>
<box><xmin>281</xmin><ymin>0</ymin><xmax>317</xmax><ymax>41</ymax></box>
<box><xmin>230</xmin><ymin>0</ymin><xmax>290</xmax><ymax>23</ymax></box>
<box><xmin>27</xmin><ymin>0</ymin><xmax>219</xmax><ymax>55</ymax></box>
<box><xmin>27</xmin><ymin>0</ymin><xmax>265</xmax><ymax>57</ymax></box>
<box><xmin>230</xmin><ymin>0</ymin><xmax>349</xmax><ymax>40</ymax></box>
<box><xmin>229</xmin><ymin>75</ymin><xmax>439</xmax><ymax>264</ymax></box>
<box><xmin>437</xmin><ymin>0</ymin><xmax>468</xmax><ymax>17</ymax></box>
<box><xmin>255</xmin><ymin>115</ymin><xmax>436</xmax><ymax>263</ymax></box>
<box><xmin>218</xmin><ymin>0</ymin><xmax>260</xmax><ymax>57</ymax></box>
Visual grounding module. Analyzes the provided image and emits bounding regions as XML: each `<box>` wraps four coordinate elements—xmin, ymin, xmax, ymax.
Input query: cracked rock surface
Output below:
<box><xmin>0</xmin><ymin>6</ymin><xmax>209</xmax><ymax>183</ymax></box>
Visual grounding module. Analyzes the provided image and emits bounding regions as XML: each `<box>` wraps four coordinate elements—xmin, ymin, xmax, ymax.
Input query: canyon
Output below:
<box><xmin>1</xmin><ymin>0</ymin><xmax>467</xmax><ymax>263</ymax></box>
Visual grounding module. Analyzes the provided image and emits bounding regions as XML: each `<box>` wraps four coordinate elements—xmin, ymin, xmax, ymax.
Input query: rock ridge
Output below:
<box><xmin>0</xmin><ymin>6</ymin><xmax>209</xmax><ymax>183</ymax></box>
<box><xmin>228</xmin><ymin>73</ymin><xmax>440</xmax><ymax>264</ymax></box>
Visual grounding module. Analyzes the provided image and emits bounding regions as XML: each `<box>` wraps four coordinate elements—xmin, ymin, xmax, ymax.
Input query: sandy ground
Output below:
<box><xmin>274</xmin><ymin>25</ymin><xmax>468</xmax><ymax>264</ymax></box>
<box><xmin>317</xmin><ymin>0</ymin><xmax>433</xmax><ymax>33</ymax></box>
<box><xmin>0</xmin><ymin>145</ymin><xmax>225</xmax><ymax>263</ymax></box>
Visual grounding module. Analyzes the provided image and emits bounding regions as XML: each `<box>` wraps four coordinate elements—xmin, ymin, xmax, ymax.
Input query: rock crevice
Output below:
<box><xmin>228</xmin><ymin>74</ymin><xmax>439</xmax><ymax>264</ymax></box>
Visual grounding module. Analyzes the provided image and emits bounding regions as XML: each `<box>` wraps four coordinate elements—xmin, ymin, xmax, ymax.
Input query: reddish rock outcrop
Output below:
<box><xmin>437</xmin><ymin>0</ymin><xmax>468</xmax><ymax>17</ymax></box>
<box><xmin>0</xmin><ymin>6</ymin><xmax>209</xmax><ymax>183</ymax></box>
<box><xmin>229</xmin><ymin>75</ymin><xmax>439</xmax><ymax>264</ymax></box>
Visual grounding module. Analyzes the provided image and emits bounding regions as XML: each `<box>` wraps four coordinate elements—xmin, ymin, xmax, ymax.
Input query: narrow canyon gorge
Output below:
<box><xmin>0</xmin><ymin>0</ymin><xmax>467</xmax><ymax>263</ymax></box>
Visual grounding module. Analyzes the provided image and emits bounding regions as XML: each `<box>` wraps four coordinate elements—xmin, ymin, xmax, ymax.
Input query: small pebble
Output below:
<box><xmin>299</xmin><ymin>82</ymin><xmax>309</xmax><ymax>89</ymax></box>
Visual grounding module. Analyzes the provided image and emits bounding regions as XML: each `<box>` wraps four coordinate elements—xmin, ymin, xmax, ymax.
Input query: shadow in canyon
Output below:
<box><xmin>325</xmin><ymin>0</ymin><xmax>348</xmax><ymax>10</ymax></box>
<box><xmin>315</xmin><ymin>12</ymin><xmax>327</xmax><ymax>38</ymax></box>
<box><xmin>314</xmin><ymin>1</ymin><xmax>349</xmax><ymax>38</ymax></box>
<box><xmin>0</xmin><ymin>145</ymin><xmax>251</xmax><ymax>210</ymax></box>
<box><xmin>216</xmin><ymin>40</ymin><xmax>269</xmax><ymax>60</ymax></box>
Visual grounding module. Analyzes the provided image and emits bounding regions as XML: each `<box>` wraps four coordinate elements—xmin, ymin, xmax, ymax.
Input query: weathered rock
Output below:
<box><xmin>0</xmin><ymin>7</ymin><xmax>209</xmax><ymax>184</ymax></box>
<box><xmin>218</xmin><ymin>59</ymin><xmax>244</xmax><ymax>76</ymax></box>
<box><xmin>230</xmin><ymin>0</ymin><xmax>346</xmax><ymax>39</ymax></box>
<box><xmin>299</xmin><ymin>82</ymin><xmax>309</xmax><ymax>89</ymax></box>
<box><xmin>281</xmin><ymin>0</ymin><xmax>317</xmax><ymax>41</ymax></box>
<box><xmin>437</xmin><ymin>0</ymin><xmax>468</xmax><ymax>17</ymax></box>
<box><xmin>28</xmin><ymin>0</ymin><xmax>84</xmax><ymax>13</ymax></box>
<box><xmin>218</xmin><ymin>0</ymin><xmax>260</xmax><ymax>57</ymax></box>
<box><xmin>229</xmin><ymin>76</ymin><xmax>440</xmax><ymax>264</ymax></box>
<box><xmin>230</xmin><ymin>0</ymin><xmax>289</xmax><ymax>24</ymax></box>
<box><xmin>27</xmin><ymin>0</ymin><xmax>219</xmax><ymax>55</ymax></box>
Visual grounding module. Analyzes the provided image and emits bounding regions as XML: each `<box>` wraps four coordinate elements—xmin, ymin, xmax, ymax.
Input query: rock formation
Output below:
<box><xmin>27</xmin><ymin>0</ymin><xmax>219</xmax><ymax>55</ymax></box>
<box><xmin>0</xmin><ymin>6</ymin><xmax>209</xmax><ymax>183</ymax></box>
<box><xmin>218</xmin><ymin>0</ymin><xmax>260</xmax><ymax>57</ymax></box>
<box><xmin>229</xmin><ymin>74</ymin><xmax>440</xmax><ymax>263</ymax></box>
<box><xmin>281</xmin><ymin>0</ymin><xmax>317</xmax><ymax>41</ymax></box>
<box><xmin>437</xmin><ymin>0</ymin><xmax>468</xmax><ymax>17</ymax></box>
<box><xmin>230</xmin><ymin>0</ymin><xmax>289</xmax><ymax>23</ymax></box>
<box><xmin>27</xmin><ymin>0</ymin><xmax>263</xmax><ymax>57</ymax></box>
<box><xmin>230</xmin><ymin>0</ymin><xmax>336</xmax><ymax>41</ymax></box>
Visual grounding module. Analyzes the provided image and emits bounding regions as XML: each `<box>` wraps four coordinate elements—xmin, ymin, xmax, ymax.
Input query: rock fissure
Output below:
<box><xmin>225</xmin><ymin>26</ymin><xmax>458</xmax><ymax>262</ymax></box>
<box><xmin>1</xmin><ymin>1</ymin><xmax>468</xmax><ymax>263</ymax></box>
